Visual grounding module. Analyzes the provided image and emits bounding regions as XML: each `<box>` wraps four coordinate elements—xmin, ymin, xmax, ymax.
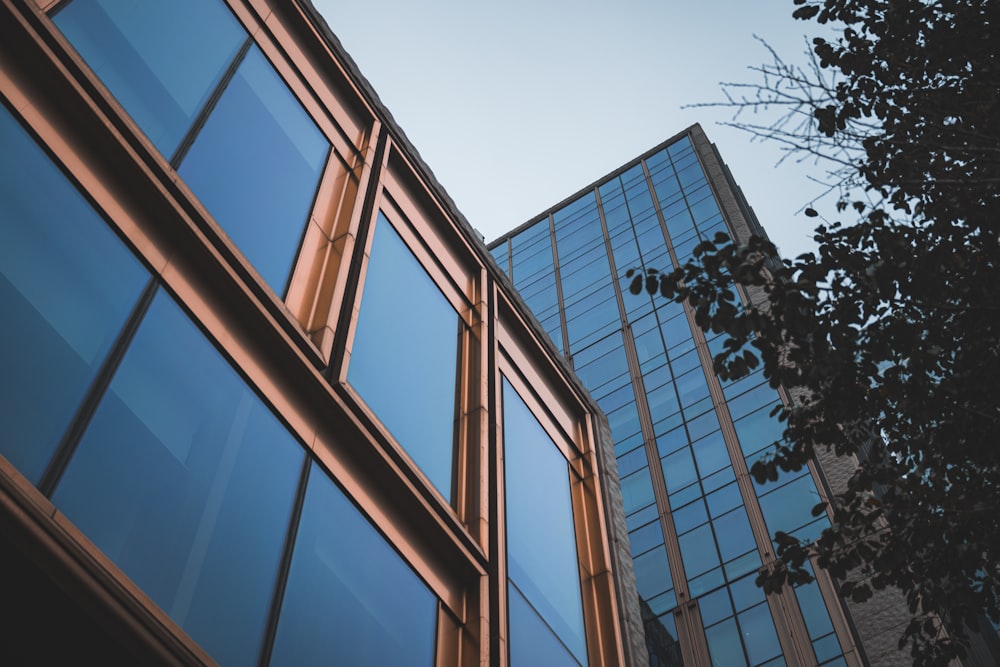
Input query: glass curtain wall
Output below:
<box><xmin>491</xmin><ymin>135</ymin><xmax>847</xmax><ymax>667</ymax></box>
<box><xmin>0</xmin><ymin>102</ymin><xmax>437</xmax><ymax>667</ymax></box>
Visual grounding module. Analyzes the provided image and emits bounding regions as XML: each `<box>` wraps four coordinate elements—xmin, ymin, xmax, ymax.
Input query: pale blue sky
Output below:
<box><xmin>315</xmin><ymin>1</ymin><xmax>831</xmax><ymax>261</ymax></box>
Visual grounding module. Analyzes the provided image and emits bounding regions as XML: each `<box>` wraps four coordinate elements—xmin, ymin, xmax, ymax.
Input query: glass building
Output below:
<box><xmin>0</xmin><ymin>1</ymin><xmax>644</xmax><ymax>665</ymax></box>
<box><xmin>489</xmin><ymin>127</ymin><xmax>885</xmax><ymax>667</ymax></box>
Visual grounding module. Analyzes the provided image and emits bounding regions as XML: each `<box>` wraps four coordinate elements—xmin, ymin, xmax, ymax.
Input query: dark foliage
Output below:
<box><xmin>631</xmin><ymin>1</ymin><xmax>1000</xmax><ymax>664</ymax></box>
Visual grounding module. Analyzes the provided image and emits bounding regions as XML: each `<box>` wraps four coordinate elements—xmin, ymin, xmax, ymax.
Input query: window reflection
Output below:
<box><xmin>269</xmin><ymin>463</ymin><xmax>437</xmax><ymax>666</ymax></box>
<box><xmin>0</xmin><ymin>105</ymin><xmax>147</xmax><ymax>484</ymax></box>
<box><xmin>178</xmin><ymin>46</ymin><xmax>329</xmax><ymax>291</ymax></box>
<box><xmin>348</xmin><ymin>213</ymin><xmax>460</xmax><ymax>501</ymax></box>
<box><xmin>51</xmin><ymin>291</ymin><xmax>304</xmax><ymax>666</ymax></box>
<box><xmin>54</xmin><ymin>0</ymin><xmax>246</xmax><ymax>156</ymax></box>
<box><xmin>503</xmin><ymin>379</ymin><xmax>587</xmax><ymax>665</ymax></box>
<box><xmin>54</xmin><ymin>0</ymin><xmax>330</xmax><ymax>293</ymax></box>
<box><xmin>509</xmin><ymin>583</ymin><xmax>580</xmax><ymax>667</ymax></box>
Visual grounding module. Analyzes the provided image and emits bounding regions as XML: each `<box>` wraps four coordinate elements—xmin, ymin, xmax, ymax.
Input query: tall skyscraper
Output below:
<box><xmin>488</xmin><ymin>126</ymin><xmax>912</xmax><ymax>666</ymax></box>
<box><xmin>0</xmin><ymin>1</ymin><xmax>643</xmax><ymax>665</ymax></box>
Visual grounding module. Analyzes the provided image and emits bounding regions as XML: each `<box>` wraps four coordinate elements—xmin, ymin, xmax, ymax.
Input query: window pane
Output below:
<box><xmin>678</xmin><ymin>524</ymin><xmax>720</xmax><ymax>578</ymax></box>
<box><xmin>713</xmin><ymin>507</ymin><xmax>757</xmax><ymax>563</ymax></box>
<box><xmin>51</xmin><ymin>292</ymin><xmax>304</xmax><ymax>666</ymax></box>
<box><xmin>270</xmin><ymin>463</ymin><xmax>437</xmax><ymax>666</ymax></box>
<box><xmin>54</xmin><ymin>0</ymin><xmax>246</xmax><ymax>155</ymax></box>
<box><xmin>348</xmin><ymin>213</ymin><xmax>460</xmax><ymax>500</ymax></box>
<box><xmin>621</xmin><ymin>467</ymin><xmax>655</xmax><ymax>515</ymax></box>
<box><xmin>0</xmin><ymin>107</ymin><xmax>147</xmax><ymax>484</ymax></box>
<box><xmin>509</xmin><ymin>583</ymin><xmax>580</xmax><ymax>667</ymax></box>
<box><xmin>739</xmin><ymin>603</ymin><xmax>783</xmax><ymax>665</ymax></box>
<box><xmin>633</xmin><ymin>545</ymin><xmax>673</xmax><ymax>601</ymax></box>
<box><xmin>758</xmin><ymin>474</ymin><xmax>824</xmax><ymax>538</ymax></box>
<box><xmin>503</xmin><ymin>380</ymin><xmax>587</xmax><ymax>665</ymax></box>
<box><xmin>178</xmin><ymin>46</ymin><xmax>329</xmax><ymax>291</ymax></box>
<box><xmin>706</xmin><ymin>618</ymin><xmax>749</xmax><ymax>667</ymax></box>
<box><xmin>661</xmin><ymin>448</ymin><xmax>697</xmax><ymax>495</ymax></box>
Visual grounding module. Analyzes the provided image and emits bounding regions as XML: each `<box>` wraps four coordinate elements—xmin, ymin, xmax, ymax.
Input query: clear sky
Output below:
<box><xmin>314</xmin><ymin>0</ymin><xmax>831</xmax><ymax>261</ymax></box>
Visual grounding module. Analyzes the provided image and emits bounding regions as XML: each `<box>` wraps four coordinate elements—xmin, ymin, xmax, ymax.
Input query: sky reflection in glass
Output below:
<box><xmin>0</xmin><ymin>106</ymin><xmax>147</xmax><ymax>484</ymax></box>
<box><xmin>52</xmin><ymin>291</ymin><xmax>304</xmax><ymax>666</ymax></box>
<box><xmin>178</xmin><ymin>46</ymin><xmax>329</xmax><ymax>291</ymax></box>
<box><xmin>348</xmin><ymin>213</ymin><xmax>460</xmax><ymax>501</ymax></box>
<box><xmin>54</xmin><ymin>0</ymin><xmax>245</xmax><ymax>156</ymax></box>
<box><xmin>269</xmin><ymin>462</ymin><xmax>437</xmax><ymax>666</ymax></box>
<box><xmin>503</xmin><ymin>379</ymin><xmax>587</xmax><ymax>665</ymax></box>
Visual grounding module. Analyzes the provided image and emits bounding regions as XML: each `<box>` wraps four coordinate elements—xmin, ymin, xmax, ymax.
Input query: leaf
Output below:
<box><xmin>804</xmin><ymin>207</ymin><xmax>819</xmax><ymax>217</ymax></box>
<box><xmin>628</xmin><ymin>275</ymin><xmax>642</xmax><ymax>295</ymax></box>
<box><xmin>792</xmin><ymin>4</ymin><xmax>820</xmax><ymax>20</ymax></box>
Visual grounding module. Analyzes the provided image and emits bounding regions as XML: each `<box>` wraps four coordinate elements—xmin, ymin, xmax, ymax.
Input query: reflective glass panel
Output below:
<box><xmin>633</xmin><ymin>546</ymin><xmax>673</xmax><ymax>601</ymax></box>
<box><xmin>758</xmin><ymin>474</ymin><xmax>824</xmax><ymax>537</ymax></box>
<box><xmin>179</xmin><ymin>46</ymin><xmax>329</xmax><ymax>291</ymax></box>
<box><xmin>739</xmin><ymin>603</ymin><xmax>783</xmax><ymax>665</ymax></box>
<box><xmin>503</xmin><ymin>379</ymin><xmax>587</xmax><ymax>664</ymax></box>
<box><xmin>706</xmin><ymin>618</ymin><xmax>749</xmax><ymax>667</ymax></box>
<box><xmin>348</xmin><ymin>213</ymin><xmax>460</xmax><ymax>500</ymax></box>
<box><xmin>54</xmin><ymin>0</ymin><xmax>246</xmax><ymax>155</ymax></box>
<box><xmin>270</xmin><ymin>463</ymin><xmax>437</xmax><ymax>666</ymax></box>
<box><xmin>509</xmin><ymin>583</ymin><xmax>580</xmax><ymax>667</ymax></box>
<box><xmin>51</xmin><ymin>291</ymin><xmax>304</xmax><ymax>666</ymax></box>
<box><xmin>0</xmin><ymin>107</ymin><xmax>147</xmax><ymax>484</ymax></box>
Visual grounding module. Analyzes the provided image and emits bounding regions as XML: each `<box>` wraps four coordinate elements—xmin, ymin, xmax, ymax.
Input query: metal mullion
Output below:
<box><xmin>256</xmin><ymin>453</ymin><xmax>312</xmax><ymax>667</ymax></box>
<box><xmin>37</xmin><ymin>277</ymin><xmax>159</xmax><ymax>497</ymax></box>
<box><xmin>545</xmin><ymin>213</ymin><xmax>572</xmax><ymax>356</ymax></box>
<box><xmin>326</xmin><ymin>126</ymin><xmax>388</xmax><ymax>383</ymax></box>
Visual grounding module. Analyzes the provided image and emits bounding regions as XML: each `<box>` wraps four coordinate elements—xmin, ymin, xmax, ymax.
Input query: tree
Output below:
<box><xmin>629</xmin><ymin>1</ymin><xmax>1000</xmax><ymax>664</ymax></box>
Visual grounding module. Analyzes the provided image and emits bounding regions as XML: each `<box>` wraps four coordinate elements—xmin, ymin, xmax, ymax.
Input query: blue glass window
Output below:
<box><xmin>699</xmin><ymin>587</ymin><xmax>733</xmax><ymax>627</ymax></box>
<box><xmin>706</xmin><ymin>618</ymin><xmax>749</xmax><ymax>667</ymax></box>
<box><xmin>503</xmin><ymin>379</ymin><xmax>588</xmax><ymax>665</ymax></box>
<box><xmin>633</xmin><ymin>546</ymin><xmax>673</xmax><ymax>602</ymax></box>
<box><xmin>269</xmin><ymin>463</ymin><xmax>437</xmax><ymax>666</ymax></box>
<box><xmin>51</xmin><ymin>291</ymin><xmax>304</xmax><ymax>666</ymax></box>
<box><xmin>692</xmin><ymin>431</ymin><xmax>731</xmax><ymax>477</ymax></box>
<box><xmin>178</xmin><ymin>46</ymin><xmax>329</xmax><ymax>291</ymax></box>
<box><xmin>734</xmin><ymin>403</ymin><xmax>785</xmax><ymax>456</ymax></box>
<box><xmin>509</xmin><ymin>583</ymin><xmax>579</xmax><ymax>667</ymax></box>
<box><xmin>661</xmin><ymin>448</ymin><xmax>698</xmax><ymax>495</ymax></box>
<box><xmin>629</xmin><ymin>519</ymin><xmax>665</xmax><ymax>557</ymax></box>
<box><xmin>621</xmin><ymin>467</ymin><xmax>656</xmax><ymax>515</ymax></box>
<box><xmin>738</xmin><ymin>602</ymin><xmax>783</xmax><ymax>665</ymax></box>
<box><xmin>55</xmin><ymin>2</ymin><xmax>330</xmax><ymax>293</ymax></box>
<box><xmin>679</xmin><ymin>524</ymin><xmax>720</xmax><ymax>577</ymax></box>
<box><xmin>54</xmin><ymin>0</ymin><xmax>246</xmax><ymax>156</ymax></box>
<box><xmin>0</xmin><ymin>106</ymin><xmax>147</xmax><ymax>484</ymax></box>
<box><xmin>713</xmin><ymin>507</ymin><xmax>757</xmax><ymax>563</ymax></box>
<box><xmin>348</xmin><ymin>213</ymin><xmax>460</xmax><ymax>501</ymax></box>
<box><xmin>758</xmin><ymin>475</ymin><xmax>828</xmax><ymax>543</ymax></box>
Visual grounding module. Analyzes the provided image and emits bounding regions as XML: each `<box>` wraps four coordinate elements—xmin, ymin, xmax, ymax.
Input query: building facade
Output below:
<box><xmin>488</xmin><ymin>127</ymin><xmax>911</xmax><ymax>666</ymax></box>
<box><xmin>0</xmin><ymin>0</ymin><xmax>645</xmax><ymax>665</ymax></box>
